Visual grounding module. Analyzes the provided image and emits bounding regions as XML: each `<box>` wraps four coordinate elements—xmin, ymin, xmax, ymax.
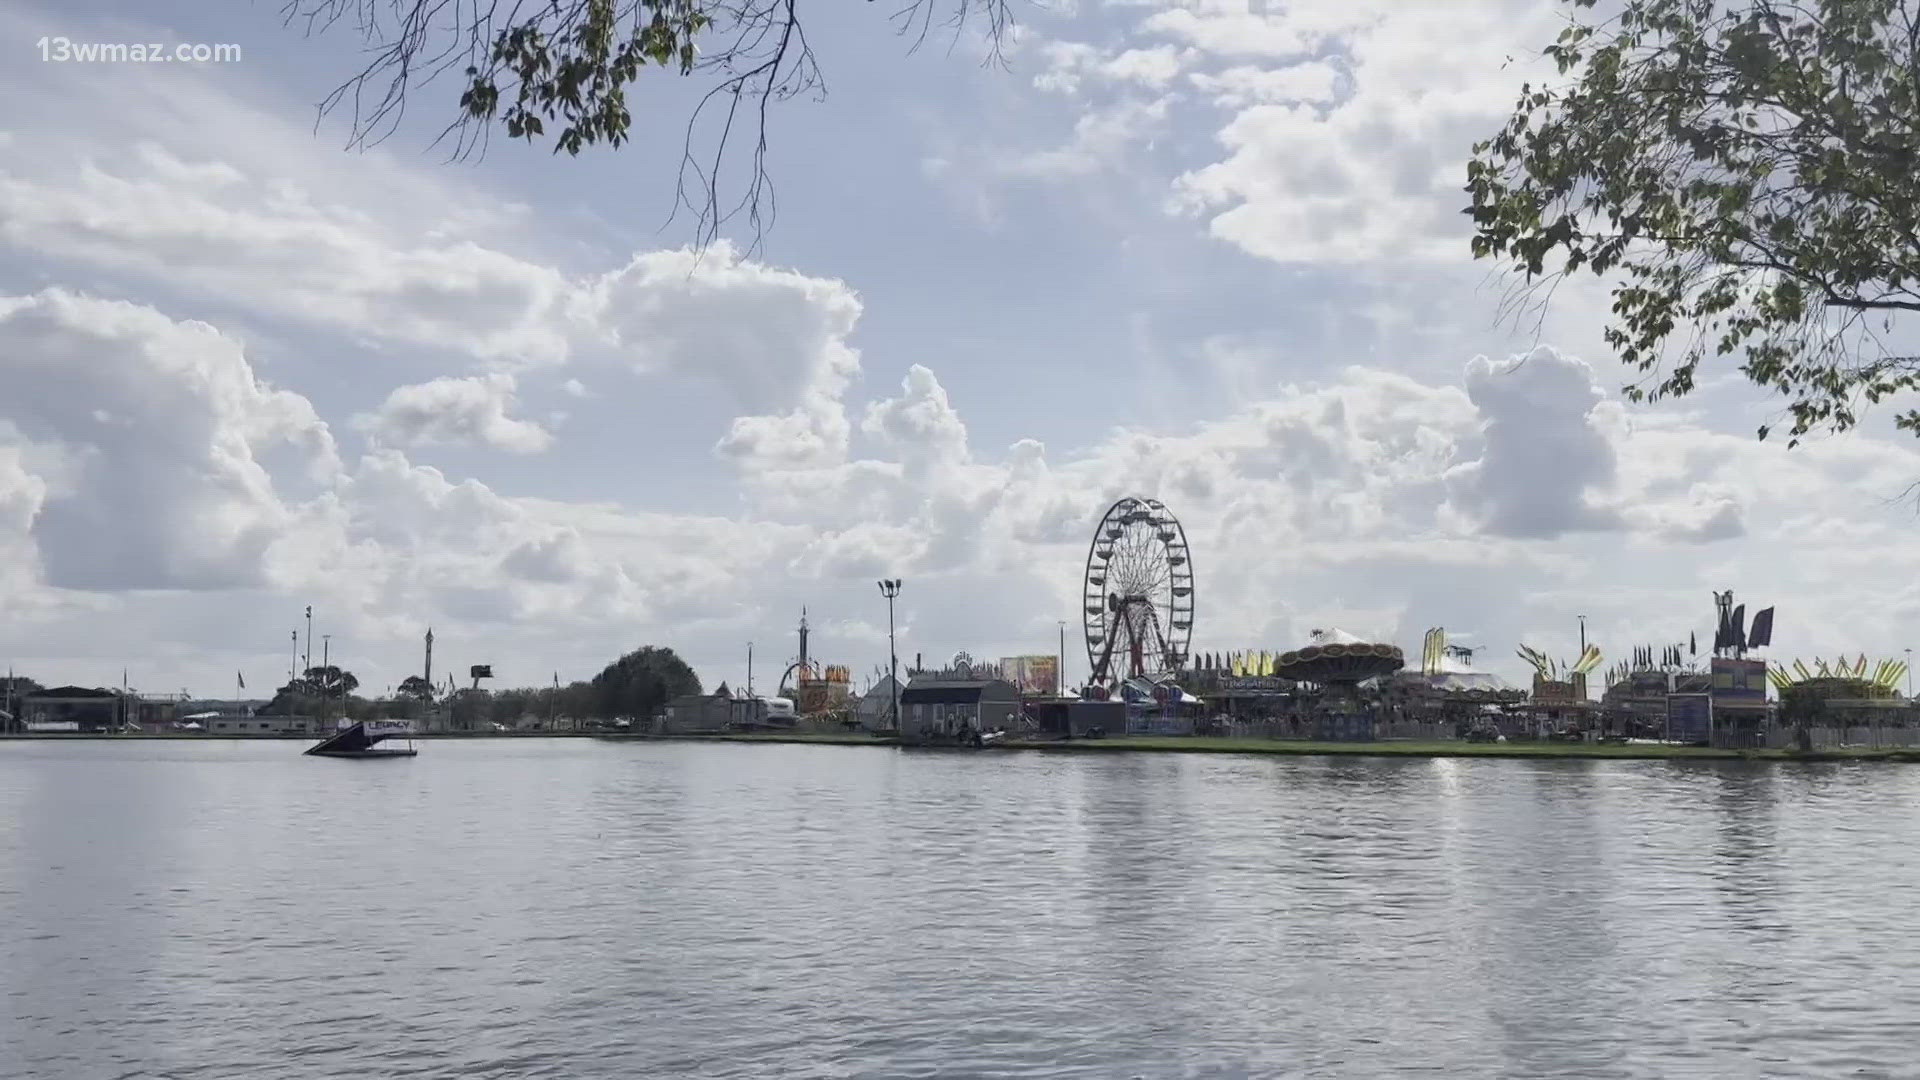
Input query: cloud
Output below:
<box><xmin>1188</xmin><ymin>62</ymin><xmax>1343</xmax><ymax>107</ymax></box>
<box><xmin>1443</xmin><ymin>346</ymin><xmax>1625</xmax><ymax>539</ymax></box>
<box><xmin>1034</xmin><ymin>42</ymin><xmax>1188</xmax><ymax>94</ymax></box>
<box><xmin>1000</xmin><ymin>97</ymin><xmax>1173</xmax><ymax>178</ymax></box>
<box><xmin>355</xmin><ymin>373</ymin><xmax>553</xmax><ymax>454</ymax></box>
<box><xmin>1149</xmin><ymin>0</ymin><xmax>1563</xmax><ymax>262</ymax></box>
<box><xmin>0</xmin><ymin>290</ymin><xmax>336</xmax><ymax>591</ymax></box>
<box><xmin>862</xmin><ymin>365</ymin><xmax>970</xmax><ymax>467</ymax></box>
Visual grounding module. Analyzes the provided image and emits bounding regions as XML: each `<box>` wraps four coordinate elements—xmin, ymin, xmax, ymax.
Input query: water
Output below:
<box><xmin>3</xmin><ymin>740</ymin><xmax>1919</xmax><ymax>1079</ymax></box>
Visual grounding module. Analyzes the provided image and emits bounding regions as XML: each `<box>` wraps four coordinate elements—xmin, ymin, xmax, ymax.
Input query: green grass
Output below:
<box><xmin>996</xmin><ymin>736</ymin><xmax>1920</xmax><ymax>762</ymax></box>
<box><xmin>597</xmin><ymin>731</ymin><xmax>895</xmax><ymax>747</ymax></box>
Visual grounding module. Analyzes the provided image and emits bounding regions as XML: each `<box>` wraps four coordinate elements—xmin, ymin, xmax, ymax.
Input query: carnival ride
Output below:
<box><xmin>1415</xmin><ymin>628</ymin><xmax>1522</xmax><ymax>703</ymax></box>
<box><xmin>1082</xmin><ymin>497</ymin><xmax>1193</xmax><ymax>688</ymax></box>
<box><xmin>773</xmin><ymin>609</ymin><xmax>851</xmax><ymax>716</ymax></box>
<box><xmin>1768</xmin><ymin>654</ymin><xmax>1908</xmax><ymax>695</ymax></box>
<box><xmin>1275</xmin><ymin>629</ymin><xmax>1404</xmax><ymax>694</ymax></box>
<box><xmin>1517</xmin><ymin>641</ymin><xmax>1604</xmax><ymax>699</ymax></box>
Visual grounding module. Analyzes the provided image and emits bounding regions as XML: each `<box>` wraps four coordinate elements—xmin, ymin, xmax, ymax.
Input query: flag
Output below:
<box><xmin>1690</xmin><ymin>631</ymin><xmax>1697</xmax><ymax>656</ymax></box>
<box><xmin>1731</xmin><ymin>605</ymin><xmax>1746</xmax><ymax>650</ymax></box>
<box><xmin>1746</xmin><ymin>607</ymin><xmax>1774</xmax><ymax>649</ymax></box>
<box><xmin>237</xmin><ymin>671</ymin><xmax>245</xmax><ymax>690</ymax></box>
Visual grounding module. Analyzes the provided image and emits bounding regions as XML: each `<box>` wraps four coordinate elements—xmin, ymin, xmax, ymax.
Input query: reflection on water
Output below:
<box><xmin>4</xmin><ymin>740</ymin><xmax>1920</xmax><ymax>1078</ymax></box>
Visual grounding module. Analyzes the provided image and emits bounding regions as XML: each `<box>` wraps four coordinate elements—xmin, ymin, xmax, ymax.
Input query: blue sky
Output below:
<box><xmin>4</xmin><ymin>0</ymin><xmax>1919</xmax><ymax>701</ymax></box>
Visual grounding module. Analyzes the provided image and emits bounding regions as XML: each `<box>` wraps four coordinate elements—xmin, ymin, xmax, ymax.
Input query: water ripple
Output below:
<box><xmin>5</xmin><ymin>742</ymin><xmax>1920</xmax><ymax>1077</ymax></box>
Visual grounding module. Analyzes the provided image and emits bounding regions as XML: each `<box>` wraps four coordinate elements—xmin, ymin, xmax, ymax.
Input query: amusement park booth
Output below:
<box><xmin>1023</xmin><ymin>697</ymin><xmax>1126</xmax><ymax>738</ymax></box>
<box><xmin>898</xmin><ymin>678</ymin><xmax>1021</xmax><ymax>743</ymax></box>
<box><xmin>1115</xmin><ymin>677</ymin><xmax>1205</xmax><ymax>735</ymax></box>
<box><xmin>1513</xmin><ymin>674</ymin><xmax>1597</xmax><ymax>737</ymax></box>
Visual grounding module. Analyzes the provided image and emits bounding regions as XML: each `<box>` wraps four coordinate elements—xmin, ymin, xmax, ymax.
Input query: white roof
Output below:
<box><xmin>1310</xmin><ymin>627</ymin><xmax>1369</xmax><ymax>646</ymax></box>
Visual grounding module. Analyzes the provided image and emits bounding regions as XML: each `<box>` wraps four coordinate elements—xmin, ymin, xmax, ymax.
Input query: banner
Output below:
<box><xmin>1710</xmin><ymin>658</ymin><xmax>1767</xmax><ymax>706</ymax></box>
<box><xmin>997</xmin><ymin>655</ymin><xmax>1060</xmax><ymax>695</ymax></box>
<box><xmin>1668</xmin><ymin>692</ymin><xmax>1712</xmax><ymax>743</ymax></box>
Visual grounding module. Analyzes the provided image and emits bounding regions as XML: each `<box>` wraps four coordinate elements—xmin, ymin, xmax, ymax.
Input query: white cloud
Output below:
<box><xmin>1002</xmin><ymin>97</ymin><xmax>1173</xmax><ymax>178</ymax></box>
<box><xmin>1188</xmin><ymin>62</ymin><xmax>1342</xmax><ymax>107</ymax></box>
<box><xmin>0</xmin><ymin>290</ymin><xmax>336</xmax><ymax>591</ymax></box>
<box><xmin>1443</xmin><ymin>346</ymin><xmax>1626</xmax><ymax>539</ymax></box>
<box><xmin>1035</xmin><ymin>42</ymin><xmax>1189</xmax><ymax>94</ymax></box>
<box><xmin>355</xmin><ymin>373</ymin><xmax>553</xmax><ymax>454</ymax></box>
<box><xmin>0</xmin><ymin>145</ymin><xmax>576</xmax><ymax>365</ymax></box>
<box><xmin>1143</xmin><ymin>0</ymin><xmax>1565</xmax><ymax>262</ymax></box>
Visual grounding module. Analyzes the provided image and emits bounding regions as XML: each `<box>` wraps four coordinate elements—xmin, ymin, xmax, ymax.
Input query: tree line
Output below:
<box><xmin>252</xmin><ymin>645</ymin><xmax>703</xmax><ymax>727</ymax></box>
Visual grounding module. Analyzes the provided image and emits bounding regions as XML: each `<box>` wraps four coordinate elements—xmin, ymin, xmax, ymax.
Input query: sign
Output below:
<box><xmin>997</xmin><ymin>655</ymin><xmax>1060</xmax><ymax>695</ymax></box>
<box><xmin>1315</xmin><ymin>713</ymin><xmax>1375</xmax><ymax>742</ymax></box>
<box><xmin>1667</xmin><ymin>692</ymin><xmax>1712</xmax><ymax>744</ymax></box>
<box><xmin>1710</xmin><ymin>658</ymin><xmax>1767</xmax><ymax>707</ymax></box>
<box><xmin>1219</xmin><ymin>677</ymin><xmax>1289</xmax><ymax>694</ymax></box>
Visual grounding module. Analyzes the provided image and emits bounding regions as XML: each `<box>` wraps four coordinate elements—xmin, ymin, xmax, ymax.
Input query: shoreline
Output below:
<box><xmin>9</xmin><ymin>730</ymin><xmax>1920</xmax><ymax>763</ymax></box>
<box><xmin>598</xmin><ymin>732</ymin><xmax>1920</xmax><ymax>763</ymax></box>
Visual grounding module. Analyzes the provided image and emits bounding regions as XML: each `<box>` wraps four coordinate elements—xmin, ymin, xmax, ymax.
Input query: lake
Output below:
<box><xmin>3</xmin><ymin>738</ymin><xmax>1919</xmax><ymax>1078</ymax></box>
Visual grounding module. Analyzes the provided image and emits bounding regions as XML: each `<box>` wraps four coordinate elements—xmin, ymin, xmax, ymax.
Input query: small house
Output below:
<box><xmin>898</xmin><ymin>678</ymin><xmax>1020</xmax><ymax>743</ymax></box>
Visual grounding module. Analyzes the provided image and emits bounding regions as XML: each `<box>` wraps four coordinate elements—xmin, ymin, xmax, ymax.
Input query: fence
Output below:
<box><xmin>1740</xmin><ymin>725</ymin><xmax>1920</xmax><ymax>751</ymax></box>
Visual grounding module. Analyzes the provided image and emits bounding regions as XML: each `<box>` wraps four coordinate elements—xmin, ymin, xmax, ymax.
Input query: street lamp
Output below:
<box><xmin>877</xmin><ymin>579</ymin><xmax>902</xmax><ymax>730</ymax></box>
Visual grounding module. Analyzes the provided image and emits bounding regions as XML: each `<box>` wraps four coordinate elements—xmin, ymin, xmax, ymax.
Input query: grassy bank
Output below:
<box><xmin>997</xmin><ymin>736</ymin><xmax>1920</xmax><ymax>763</ymax></box>
<box><xmin>12</xmin><ymin>730</ymin><xmax>1920</xmax><ymax>762</ymax></box>
<box><xmin>597</xmin><ymin>732</ymin><xmax>894</xmax><ymax>747</ymax></box>
<box><xmin>611</xmin><ymin>732</ymin><xmax>1920</xmax><ymax>762</ymax></box>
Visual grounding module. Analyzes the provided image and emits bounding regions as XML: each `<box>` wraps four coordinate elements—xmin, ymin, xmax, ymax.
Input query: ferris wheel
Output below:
<box><xmin>1082</xmin><ymin>497</ymin><xmax>1194</xmax><ymax>687</ymax></box>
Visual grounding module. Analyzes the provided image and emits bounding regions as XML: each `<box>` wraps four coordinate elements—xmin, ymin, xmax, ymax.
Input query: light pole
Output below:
<box><xmin>877</xmin><ymin>579</ymin><xmax>902</xmax><ymax>730</ymax></box>
<box><xmin>1058</xmin><ymin>620</ymin><xmax>1067</xmax><ymax>696</ymax></box>
<box><xmin>1907</xmin><ymin>648</ymin><xmax>1913</xmax><ymax>698</ymax></box>
<box><xmin>1577</xmin><ymin>614</ymin><xmax>1587</xmax><ymax>654</ymax></box>
<box><xmin>321</xmin><ymin>634</ymin><xmax>332</xmax><ymax>731</ymax></box>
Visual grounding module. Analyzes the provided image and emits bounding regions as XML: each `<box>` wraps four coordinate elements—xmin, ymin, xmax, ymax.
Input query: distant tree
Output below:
<box><xmin>590</xmin><ymin>646</ymin><xmax>701</xmax><ymax>719</ymax></box>
<box><xmin>1</xmin><ymin>673</ymin><xmax>41</xmax><ymax>704</ymax></box>
<box><xmin>1468</xmin><ymin>0</ymin><xmax>1920</xmax><ymax>446</ymax></box>
<box><xmin>255</xmin><ymin>667</ymin><xmax>361</xmax><ymax>716</ymax></box>
<box><xmin>290</xmin><ymin>0</ymin><xmax>1015</xmax><ymax>248</ymax></box>
<box><xmin>304</xmin><ymin>665</ymin><xmax>360</xmax><ymax>699</ymax></box>
<box><xmin>397</xmin><ymin>675</ymin><xmax>436</xmax><ymax>702</ymax></box>
<box><xmin>448</xmin><ymin>688</ymin><xmax>490</xmax><ymax>730</ymax></box>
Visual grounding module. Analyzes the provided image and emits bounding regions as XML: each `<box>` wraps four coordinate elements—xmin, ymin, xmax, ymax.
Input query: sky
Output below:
<box><xmin>3</xmin><ymin>0</ymin><xmax>1919</xmax><ymax>700</ymax></box>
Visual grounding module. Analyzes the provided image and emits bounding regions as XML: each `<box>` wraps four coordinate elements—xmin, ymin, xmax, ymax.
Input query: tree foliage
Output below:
<box><xmin>1</xmin><ymin>674</ymin><xmax>41</xmax><ymax>704</ymax></box>
<box><xmin>287</xmin><ymin>0</ymin><xmax>1015</xmax><ymax>247</ymax></box>
<box><xmin>1467</xmin><ymin>0</ymin><xmax>1920</xmax><ymax>445</ymax></box>
<box><xmin>590</xmin><ymin>645</ymin><xmax>701</xmax><ymax>718</ymax></box>
<box><xmin>257</xmin><ymin>666</ymin><xmax>362</xmax><ymax>715</ymax></box>
<box><xmin>397</xmin><ymin>674</ymin><xmax>436</xmax><ymax>702</ymax></box>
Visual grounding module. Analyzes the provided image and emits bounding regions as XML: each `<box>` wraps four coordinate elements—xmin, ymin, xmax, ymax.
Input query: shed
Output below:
<box><xmin>662</xmin><ymin>691</ymin><xmax>733</xmax><ymax>734</ymax></box>
<box><xmin>899</xmin><ymin>678</ymin><xmax>1020</xmax><ymax>742</ymax></box>
<box><xmin>19</xmin><ymin>686</ymin><xmax>122</xmax><ymax>733</ymax></box>
<box><xmin>1023</xmin><ymin>697</ymin><xmax>1126</xmax><ymax>738</ymax></box>
<box><xmin>853</xmin><ymin>675</ymin><xmax>903</xmax><ymax>731</ymax></box>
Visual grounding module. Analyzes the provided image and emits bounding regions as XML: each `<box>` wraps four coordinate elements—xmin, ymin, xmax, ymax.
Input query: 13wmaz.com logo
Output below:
<box><xmin>37</xmin><ymin>36</ymin><xmax>243</xmax><ymax>64</ymax></box>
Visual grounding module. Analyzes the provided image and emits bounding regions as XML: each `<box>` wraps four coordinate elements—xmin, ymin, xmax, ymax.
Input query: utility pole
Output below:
<box><xmin>303</xmin><ymin>605</ymin><xmax>313</xmax><ymax>675</ymax></box>
<box><xmin>877</xmin><ymin>579</ymin><xmax>902</xmax><ymax>731</ymax></box>
<box><xmin>1578</xmin><ymin>615</ymin><xmax>1587</xmax><ymax>655</ymax></box>
<box><xmin>1907</xmin><ymin>648</ymin><xmax>1913</xmax><ymax>698</ymax></box>
<box><xmin>290</xmin><ymin>629</ymin><xmax>298</xmax><ymax>681</ymax></box>
<box><xmin>1058</xmin><ymin>620</ymin><xmax>1067</xmax><ymax>696</ymax></box>
<box><xmin>321</xmin><ymin>634</ymin><xmax>332</xmax><ymax>733</ymax></box>
<box><xmin>747</xmin><ymin>641</ymin><xmax>754</xmax><ymax>697</ymax></box>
